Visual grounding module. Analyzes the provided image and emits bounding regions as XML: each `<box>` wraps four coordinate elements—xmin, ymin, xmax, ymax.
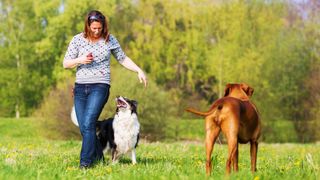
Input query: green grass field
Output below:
<box><xmin>0</xmin><ymin>118</ymin><xmax>319</xmax><ymax>180</ymax></box>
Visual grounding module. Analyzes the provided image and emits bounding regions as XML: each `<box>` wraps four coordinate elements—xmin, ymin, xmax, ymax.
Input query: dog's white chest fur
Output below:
<box><xmin>113</xmin><ymin>111</ymin><xmax>140</xmax><ymax>154</ymax></box>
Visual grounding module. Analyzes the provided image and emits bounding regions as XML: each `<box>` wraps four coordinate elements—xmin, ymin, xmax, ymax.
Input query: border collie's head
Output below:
<box><xmin>116</xmin><ymin>96</ymin><xmax>138</xmax><ymax>114</ymax></box>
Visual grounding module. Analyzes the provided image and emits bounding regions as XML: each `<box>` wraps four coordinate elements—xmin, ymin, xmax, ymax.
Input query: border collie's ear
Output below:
<box><xmin>224</xmin><ymin>84</ymin><xmax>232</xmax><ymax>97</ymax></box>
<box><xmin>130</xmin><ymin>100</ymin><xmax>138</xmax><ymax>114</ymax></box>
<box><xmin>131</xmin><ymin>100</ymin><xmax>138</xmax><ymax>108</ymax></box>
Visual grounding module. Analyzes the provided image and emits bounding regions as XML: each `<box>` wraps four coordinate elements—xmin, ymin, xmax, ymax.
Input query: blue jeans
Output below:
<box><xmin>74</xmin><ymin>83</ymin><xmax>110</xmax><ymax>166</ymax></box>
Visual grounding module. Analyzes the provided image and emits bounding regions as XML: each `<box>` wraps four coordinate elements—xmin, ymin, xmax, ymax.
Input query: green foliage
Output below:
<box><xmin>0</xmin><ymin>0</ymin><xmax>59</xmax><ymax>117</ymax></box>
<box><xmin>126</xmin><ymin>0</ymin><xmax>213</xmax><ymax>90</ymax></box>
<box><xmin>111</xmin><ymin>1</ymin><xmax>319</xmax><ymax>140</ymax></box>
<box><xmin>0</xmin><ymin>0</ymin><xmax>319</xmax><ymax>142</ymax></box>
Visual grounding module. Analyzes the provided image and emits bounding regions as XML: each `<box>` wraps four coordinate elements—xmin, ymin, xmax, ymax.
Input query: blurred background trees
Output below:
<box><xmin>0</xmin><ymin>0</ymin><xmax>319</xmax><ymax>142</ymax></box>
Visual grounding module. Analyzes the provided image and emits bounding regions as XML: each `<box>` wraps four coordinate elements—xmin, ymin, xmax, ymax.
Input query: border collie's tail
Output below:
<box><xmin>71</xmin><ymin>105</ymin><xmax>79</xmax><ymax>126</ymax></box>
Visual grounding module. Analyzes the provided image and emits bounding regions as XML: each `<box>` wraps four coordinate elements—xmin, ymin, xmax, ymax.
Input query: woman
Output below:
<box><xmin>63</xmin><ymin>10</ymin><xmax>147</xmax><ymax>169</ymax></box>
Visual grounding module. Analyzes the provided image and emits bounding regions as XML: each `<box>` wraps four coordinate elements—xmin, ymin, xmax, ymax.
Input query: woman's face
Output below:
<box><xmin>90</xmin><ymin>21</ymin><xmax>103</xmax><ymax>38</ymax></box>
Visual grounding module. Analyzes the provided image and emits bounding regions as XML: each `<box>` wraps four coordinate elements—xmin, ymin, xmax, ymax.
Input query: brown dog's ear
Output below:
<box><xmin>224</xmin><ymin>84</ymin><xmax>232</xmax><ymax>97</ymax></box>
<box><xmin>241</xmin><ymin>83</ymin><xmax>254</xmax><ymax>97</ymax></box>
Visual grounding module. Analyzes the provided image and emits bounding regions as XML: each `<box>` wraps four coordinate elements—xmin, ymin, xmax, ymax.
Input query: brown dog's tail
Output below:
<box><xmin>185</xmin><ymin>108</ymin><xmax>214</xmax><ymax>117</ymax></box>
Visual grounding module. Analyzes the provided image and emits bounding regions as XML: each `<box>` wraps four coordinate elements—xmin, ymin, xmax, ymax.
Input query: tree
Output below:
<box><xmin>0</xmin><ymin>0</ymin><xmax>59</xmax><ymax>117</ymax></box>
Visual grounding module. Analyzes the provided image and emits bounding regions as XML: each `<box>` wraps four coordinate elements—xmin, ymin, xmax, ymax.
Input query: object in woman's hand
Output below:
<box><xmin>87</xmin><ymin>52</ymin><xmax>93</xmax><ymax>58</ymax></box>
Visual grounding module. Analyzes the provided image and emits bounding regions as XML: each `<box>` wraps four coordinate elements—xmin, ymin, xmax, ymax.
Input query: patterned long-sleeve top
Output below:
<box><xmin>63</xmin><ymin>33</ymin><xmax>126</xmax><ymax>84</ymax></box>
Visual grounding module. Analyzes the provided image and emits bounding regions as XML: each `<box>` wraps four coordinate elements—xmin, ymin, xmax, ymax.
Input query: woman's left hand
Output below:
<box><xmin>138</xmin><ymin>70</ymin><xmax>147</xmax><ymax>87</ymax></box>
<box><xmin>120</xmin><ymin>57</ymin><xmax>147</xmax><ymax>87</ymax></box>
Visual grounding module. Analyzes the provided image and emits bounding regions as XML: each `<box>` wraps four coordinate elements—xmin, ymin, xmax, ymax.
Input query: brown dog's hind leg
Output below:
<box><xmin>226</xmin><ymin>136</ymin><xmax>238</xmax><ymax>174</ymax></box>
<box><xmin>232</xmin><ymin>143</ymin><xmax>239</xmax><ymax>172</ymax></box>
<box><xmin>205</xmin><ymin>126</ymin><xmax>220</xmax><ymax>175</ymax></box>
<box><xmin>250</xmin><ymin>141</ymin><xmax>258</xmax><ymax>172</ymax></box>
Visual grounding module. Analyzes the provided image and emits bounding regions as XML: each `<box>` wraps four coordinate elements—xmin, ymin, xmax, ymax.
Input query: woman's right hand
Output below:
<box><xmin>78</xmin><ymin>53</ymin><xmax>94</xmax><ymax>65</ymax></box>
<box><xmin>63</xmin><ymin>53</ymin><xmax>94</xmax><ymax>68</ymax></box>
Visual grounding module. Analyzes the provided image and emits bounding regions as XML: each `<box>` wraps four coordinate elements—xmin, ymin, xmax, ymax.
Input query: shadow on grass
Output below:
<box><xmin>101</xmin><ymin>156</ymin><xmax>169</xmax><ymax>165</ymax></box>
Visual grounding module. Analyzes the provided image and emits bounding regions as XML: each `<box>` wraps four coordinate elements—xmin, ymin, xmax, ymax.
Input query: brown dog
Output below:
<box><xmin>186</xmin><ymin>83</ymin><xmax>261</xmax><ymax>175</ymax></box>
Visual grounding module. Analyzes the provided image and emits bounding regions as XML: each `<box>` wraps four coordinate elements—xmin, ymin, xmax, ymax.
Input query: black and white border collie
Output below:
<box><xmin>71</xmin><ymin>96</ymin><xmax>140</xmax><ymax>164</ymax></box>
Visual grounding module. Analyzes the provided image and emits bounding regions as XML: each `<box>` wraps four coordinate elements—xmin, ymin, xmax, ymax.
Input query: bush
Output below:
<box><xmin>293</xmin><ymin>119</ymin><xmax>320</xmax><ymax>143</ymax></box>
<box><xmin>33</xmin><ymin>78</ymin><xmax>80</xmax><ymax>140</ymax></box>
